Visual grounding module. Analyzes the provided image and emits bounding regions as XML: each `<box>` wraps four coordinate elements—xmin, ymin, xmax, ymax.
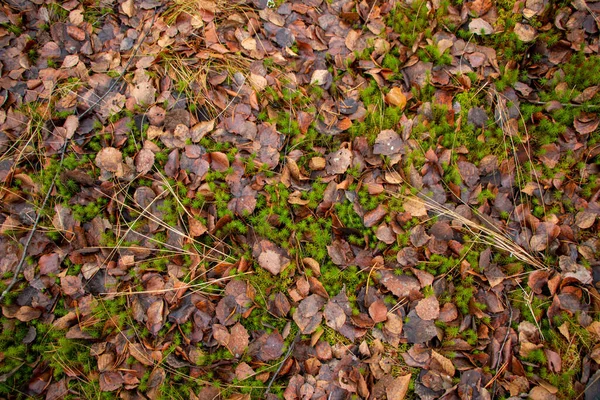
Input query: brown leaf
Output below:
<box><xmin>189</xmin><ymin>216</ymin><xmax>207</xmax><ymax>237</ymax></box>
<box><xmin>66</xmin><ymin>24</ymin><xmax>86</xmax><ymax>41</ymax></box>
<box><xmin>250</xmin><ymin>332</ymin><xmax>284</xmax><ymax>362</ymax></box>
<box><xmin>327</xmin><ymin>239</ymin><xmax>354</xmax><ymax>267</ymax></box>
<box><xmin>514</xmin><ymin>23</ymin><xmax>537</xmax><ymax>42</ymax></box>
<box><xmin>235</xmin><ymin>362</ymin><xmax>255</xmax><ymax>381</ymax></box>
<box><xmin>293</xmin><ymin>294</ymin><xmax>326</xmax><ymax>334</ymax></box>
<box><xmin>376</xmin><ymin>224</ymin><xmax>396</xmax><ymax>244</ymax></box>
<box><xmin>431</xmin><ymin>350</ymin><xmax>456</xmax><ymax>376</ymax></box>
<box><xmin>99</xmin><ymin>372</ymin><xmax>124</xmax><ymax>392</ymax></box>
<box><xmin>269</xmin><ymin>292</ymin><xmax>291</xmax><ymax>317</ymax></box>
<box><xmin>95</xmin><ymin>147</ymin><xmax>123</xmax><ymax>174</ymax></box>
<box><xmin>229</xmin><ymin>323</ymin><xmax>249</xmax><ymax>357</ymax></box>
<box><xmin>308</xmin><ymin>276</ymin><xmax>329</xmax><ymax>299</ymax></box>
<box><xmin>135</xmin><ymin>148</ymin><xmax>155</xmax><ymax>175</ymax></box>
<box><xmin>326</xmin><ymin>148</ymin><xmax>352</xmax><ymax>175</ymax></box>
<box><xmin>146</xmin><ymin>299</ymin><xmax>165</xmax><ymax>335</ymax></box>
<box><xmin>63</xmin><ymin>115</ymin><xmax>79</xmax><ymax>139</ymax></box>
<box><xmin>213</xmin><ymin>324</ymin><xmax>230</xmax><ymax>347</ymax></box>
<box><xmin>39</xmin><ymin>253</ymin><xmax>60</xmax><ymax>275</ymax></box>
<box><xmin>97</xmin><ymin>353</ymin><xmax>115</xmax><ymax>372</ymax></box>
<box><xmin>364</xmin><ymin>204</ymin><xmax>387</xmax><ymax>228</ymax></box>
<box><xmin>254</xmin><ymin>240</ymin><xmax>291</xmax><ymax>276</ymax></box>
<box><xmin>403</xmin><ymin>310</ymin><xmax>437</xmax><ymax>343</ymax></box>
<box><xmin>470</xmin><ymin>0</ymin><xmax>492</xmax><ymax>16</ymax></box>
<box><xmin>539</xmin><ymin>144</ymin><xmax>560</xmax><ymax>169</ymax></box>
<box><xmin>302</xmin><ymin>257</ymin><xmax>321</xmax><ymax>276</ymax></box>
<box><xmin>14</xmin><ymin>306</ymin><xmax>42</xmax><ymax>322</ymax></box>
<box><xmin>121</xmin><ymin>0</ymin><xmax>135</xmax><ymax>17</ymax></box>
<box><xmin>61</xmin><ymin>275</ymin><xmax>83</xmax><ymax>298</ymax></box>
<box><xmin>576</xmin><ymin>211</ymin><xmax>596</xmax><ymax>229</ymax></box>
<box><xmin>323</xmin><ymin>301</ymin><xmax>346</xmax><ymax>330</ymax></box>
<box><xmin>458</xmin><ymin>161</ymin><xmax>480</xmax><ymax>187</ymax></box>
<box><xmin>386</xmin><ymin>374</ymin><xmax>412</xmax><ymax>400</ymax></box>
<box><xmin>351</xmin><ymin>313</ymin><xmax>375</xmax><ymax>328</ymax></box>
<box><xmin>439</xmin><ymin>303</ymin><xmax>458</xmax><ymax>323</ymax></box>
<box><xmin>374</xmin><ymin>130</ymin><xmax>403</xmax><ymax>156</ymax></box>
<box><xmin>211</xmin><ymin>152</ymin><xmax>230</xmax><ymax>172</ymax></box>
<box><xmin>574</xmin><ymin>113</ymin><xmax>599</xmax><ymax>134</ymax></box>
<box><xmin>469</xmin><ymin>18</ymin><xmax>494</xmax><ymax>35</ymax></box>
<box><xmin>403</xmin><ymin>197</ymin><xmax>428</xmax><ymax>217</ymax></box>
<box><xmin>310</xmin><ymin>70</ymin><xmax>331</xmax><ymax>86</ymax></box>
<box><xmin>369</xmin><ymin>300</ymin><xmax>388</xmax><ymax>323</ymax></box>
<box><xmin>415</xmin><ymin>296</ymin><xmax>440</xmax><ymax>321</ymax></box>
<box><xmin>545</xmin><ymin>349</ymin><xmax>561</xmax><ymax>373</ymax></box>
<box><xmin>129</xmin><ymin>343</ymin><xmax>153</xmax><ymax>366</ymax></box>
<box><xmin>410</xmin><ymin>225</ymin><xmax>430</xmax><ymax>247</ymax></box>
<box><xmin>379</xmin><ymin>270</ymin><xmax>420</xmax><ymax>298</ymax></box>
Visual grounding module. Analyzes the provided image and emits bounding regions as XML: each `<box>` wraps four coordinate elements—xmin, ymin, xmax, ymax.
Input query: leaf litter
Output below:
<box><xmin>0</xmin><ymin>0</ymin><xmax>600</xmax><ymax>398</ymax></box>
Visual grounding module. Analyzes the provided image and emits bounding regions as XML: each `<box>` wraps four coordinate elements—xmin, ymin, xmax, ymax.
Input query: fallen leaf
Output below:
<box><xmin>121</xmin><ymin>0</ymin><xmax>135</xmax><ymax>17</ymax></box>
<box><xmin>403</xmin><ymin>310</ymin><xmax>438</xmax><ymax>343</ymax></box>
<box><xmin>415</xmin><ymin>296</ymin><xmax>440</xmax><ymax>321</ymax></box>
<box><xmin>293</xmin><ymin>294</ymin><xmax>326</xmax><ymax>334</ymax></box>
<box><xmin>374</xmin><ymin>130</ymin><xmax>402</xmax><ymax>156</ymax></box>
<box><xmin>95</xmin><ymin>147</ymin><xmax>123</xmax><ymax>174</ymax></box>
<box><xmin>379</xmin><ymin>270</ymin><xmax>420</xmax><ymax>298</ymax></box>
<box><xmin>385</xmin><ymin>88</ymin><xmax>407</xmax><ymax>109</ymax></box>
<box><xmin>470</xmin><ymin>0</ymin><xmax>492</xmax><ymax>17</ymax></box>
<box><xmin>229</xmin><ymin>323</ymin><xmax>249</xmax><ymax>357</ymax></box>
<box><xmin>135</xmin><ymin>148</ymin><xmax>155</xmax><ymax>174</ymax></box>
<box><xmin>368</xmin><ymin>300</ymin><xmax>388</xmax><ymax>323</ymax></box>
<box><xmin>310</xmin><ymin>70</ymin><xmax>331</xmax><ymax>86</ymax></box>
<box><xmin>514</xmin><ymin>23</ymin><xmax>537</xmax><ymax>42</ymax></box>
<box><xmin>431</xmin><ymin>350</ymin><xmax>455</xmax><ymax>376</ymax></box>
<box><xmin>253</xmin><ymin>240</ymin><xmax>291</xmax><ymax>275</ymax></box>
<box><xmin>146</xmin><ymin>299</ymin><xmax>165</xmax><ymax>335</ymax></box>
<box><xmin>323</xmin><ymin>301</ymin><xmax>346</xmax><ymax>331</ymax></box>
<box><xmin>386</xmin><ymin>374</ymin><xmax>412</xmax><ymax>400</ymax></box>
<box><xmin>576</xmin><ymin>211</ymin><xmax>596</xmax><ymax>229</ymax></box>
<box><xmin>469</xmin><ymin>18</ymin><xmax>494</xmax><ymax>35</ymax></box>
<box><xmin>326</xmin><ymin>148</ymin><xmax>352</xmax><ymax>175</ymax></box>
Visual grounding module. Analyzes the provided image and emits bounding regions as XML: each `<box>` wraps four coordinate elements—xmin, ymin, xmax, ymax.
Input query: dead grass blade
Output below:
<box><xmin>404</xmin><ymin>194</ymin><xmax>548</xmax><ymax>270</ymax></box>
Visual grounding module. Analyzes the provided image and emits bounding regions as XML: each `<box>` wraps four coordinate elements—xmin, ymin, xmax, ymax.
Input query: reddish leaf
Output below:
<box><xmin>146</xmin><ymin>299</ymin><xmax>165</xmax><ymax>335</ymax></box>
<box><xmin>415</xmin><ymin>296</ymin><xmax>440</xmax><ymax>321</ymax></box>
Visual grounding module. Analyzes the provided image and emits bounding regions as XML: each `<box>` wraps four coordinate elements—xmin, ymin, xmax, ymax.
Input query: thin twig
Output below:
<box><xmin>264</xmin><ymin>330</ymin><xmax>301</xmax><ymax>396</ymax></box>
<box><xmin>0</xmin><ymin>6</ymin><xmax>162</xmax><ymax>304</ymax></box>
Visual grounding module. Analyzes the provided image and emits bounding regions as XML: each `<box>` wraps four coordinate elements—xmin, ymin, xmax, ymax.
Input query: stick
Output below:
<box><xmin>264</xmin><ymin>330</ymin><xmax>301</xmax><ymax>396</ymax></box>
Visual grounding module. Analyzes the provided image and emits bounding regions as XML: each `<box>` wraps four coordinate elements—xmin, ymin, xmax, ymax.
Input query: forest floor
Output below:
<box><xmin>1</xmin><ymin>0</ymin><xmax>600</xmax><ymax>399</ymax></box>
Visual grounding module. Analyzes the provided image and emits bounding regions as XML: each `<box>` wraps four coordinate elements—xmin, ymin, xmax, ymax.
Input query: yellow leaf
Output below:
<box><xmin>386</xmin><ymin>87</ymin><xmax>407</xmax><ymax>109</ymax></box>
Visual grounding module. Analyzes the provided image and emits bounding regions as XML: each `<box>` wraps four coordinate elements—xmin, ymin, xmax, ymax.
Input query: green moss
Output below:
<box><xmin>387</xmin><ymin>0</ymin><xmax>432</xmax><ymax>47</ymax></box>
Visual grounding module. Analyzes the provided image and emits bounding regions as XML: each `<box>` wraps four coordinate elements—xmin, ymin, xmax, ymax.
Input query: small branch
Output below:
<box><xmin>529</xmin><ymin>100</ymin><xmax>600</xmax><ymax>109</ymax></box>
<box><xmin>264</xmin><ymin>330</ymin><xmax>301</xmax><ymax>396</ymax></box>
